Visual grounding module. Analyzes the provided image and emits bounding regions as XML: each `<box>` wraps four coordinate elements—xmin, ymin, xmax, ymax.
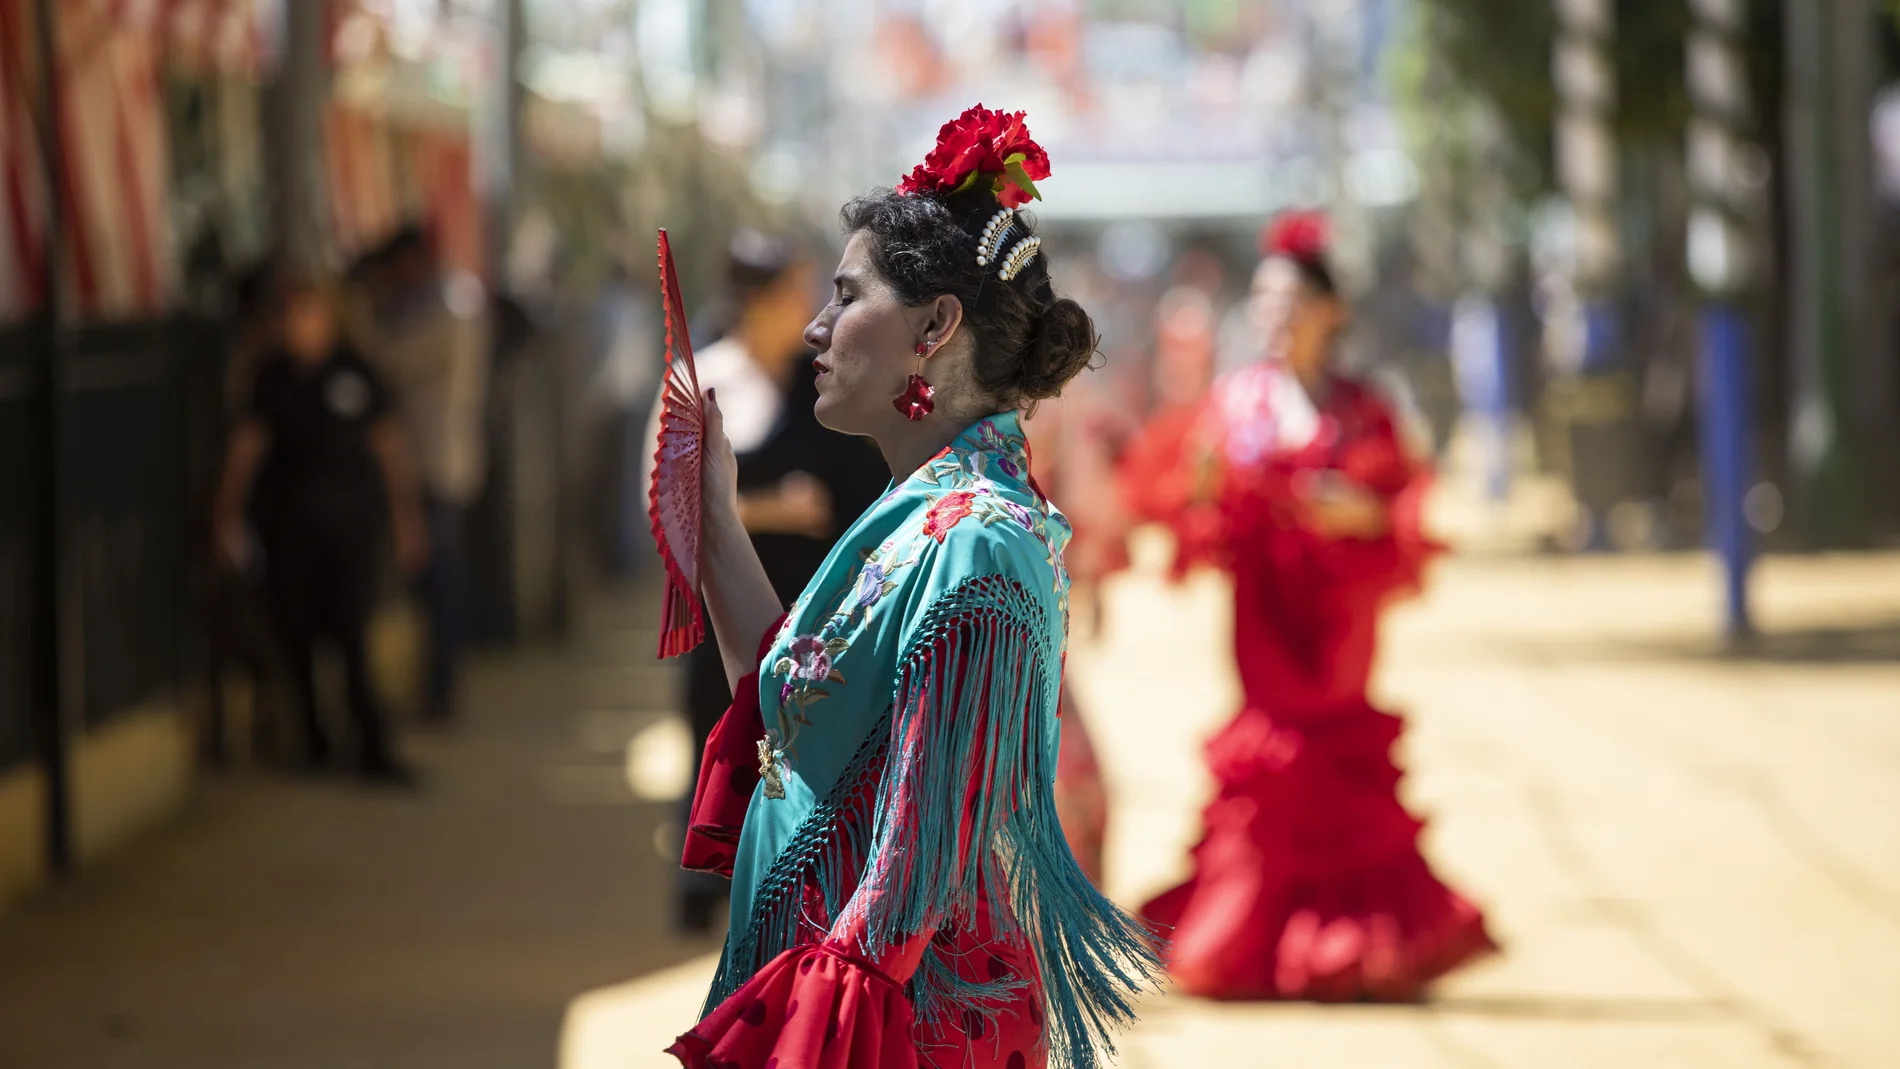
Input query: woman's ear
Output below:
<box><xmin>918</xmin><ymin>293</ymin><xmax>966</xmax><ymax>353</ymax></box>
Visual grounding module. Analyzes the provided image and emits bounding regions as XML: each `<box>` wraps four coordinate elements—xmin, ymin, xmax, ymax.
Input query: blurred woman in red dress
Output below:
<box><xmin>1130</xmin><ymin>213</ymin><xmax>1496</xmax><ymax>1001</ymax></box>
<box><xmin>1117</xmin><ymin>286</ymin><xmax>1221</xmax><ymax>577</ymax></box>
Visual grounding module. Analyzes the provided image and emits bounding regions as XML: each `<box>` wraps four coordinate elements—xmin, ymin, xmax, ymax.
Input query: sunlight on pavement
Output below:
<box><xmin>559</xmin><ymin>953</ymin><xmax>720</xmax><ymax>1069</ymax></box>
<box><xmin>625</xmin><ymin>715</ymin><xmax>693</xmax><ymax>802</ymax></box>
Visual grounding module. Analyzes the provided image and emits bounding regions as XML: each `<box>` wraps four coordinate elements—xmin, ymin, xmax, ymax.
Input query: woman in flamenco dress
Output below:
<box><xmin>1117</xmin><ymin>285</ymin><xmax>1221</xmax><ymax>578</ymax></box>
<box><xmin>1131</xmin><ymin>212</ymin><xmax>1497</xmax><ymax>1002</ymax></box>
<box><xmin>666</xmin><ymin>105</ymin><xmax>1160</xmax><ymax>1069</ymax></box>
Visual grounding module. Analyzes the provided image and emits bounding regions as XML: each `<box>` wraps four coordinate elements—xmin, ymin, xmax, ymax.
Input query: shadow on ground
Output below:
<box><xmin>1489</xmin><ymin>618</ymin><xmax>1900</xmax><ymax>667</ymax></box>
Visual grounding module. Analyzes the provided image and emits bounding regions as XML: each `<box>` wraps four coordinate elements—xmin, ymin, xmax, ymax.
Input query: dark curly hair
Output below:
<box><xmin>840</xmin><ymin>187</ymin><xmax>1099</xmax><ymax>407</ymax></box>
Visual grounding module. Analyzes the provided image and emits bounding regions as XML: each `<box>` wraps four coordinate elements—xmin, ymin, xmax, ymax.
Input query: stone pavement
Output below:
<box><xmin>563</xmin><ymin>547</ymin><xmax>1900</xmax><ymax>1069</ymax></box>
<box><xmin>0</xmin><ymin>576</ymin><xmax>723</xmax><ymax>1069</ymax></box>
<box><xmin>1</xmin><ymin>550</ymin><xmax>1895</xmax><ymax>1069</ymax></box>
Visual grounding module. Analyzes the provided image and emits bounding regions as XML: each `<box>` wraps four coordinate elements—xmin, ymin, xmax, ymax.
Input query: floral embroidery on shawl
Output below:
<box><xmin>922</xmin><ymin>491</ymin><xmax>978</xmax><ymax>542</ymax></box>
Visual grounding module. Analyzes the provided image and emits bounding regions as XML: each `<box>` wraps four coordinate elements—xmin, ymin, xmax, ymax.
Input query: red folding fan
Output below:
<box><xmin>648</xmin><ymin>229</ymin><xmax>706</xmax><ymax>658</ymax></box>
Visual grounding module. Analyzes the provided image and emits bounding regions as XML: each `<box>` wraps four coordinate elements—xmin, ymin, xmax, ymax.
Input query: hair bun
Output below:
<box><xmin>1018</xmin><ymin>297</ymin><xmax>1098</xmax><ymax>402</ymax></box>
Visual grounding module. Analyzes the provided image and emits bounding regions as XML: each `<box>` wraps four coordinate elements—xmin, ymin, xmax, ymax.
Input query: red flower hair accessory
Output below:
<box><xmin>1262</xmin><ymin>210</ymin><xmax>1329</xmax><ymax>262</ymax></box>
<box><xmin>898</xmin><ymin>104</ymin><xmax>1052</xmax><ymax>210</ymax></box>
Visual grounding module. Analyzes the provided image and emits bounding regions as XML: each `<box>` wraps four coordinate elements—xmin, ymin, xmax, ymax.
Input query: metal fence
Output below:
<box><xmin>0</xmin><ymin>324</ymin><xmax>46</xmax><ymax>771</ymax></box>
<box><xmin>0</xmin><ymin>318</ymin><xmax>222</xmax><ymax>773</ymax></box>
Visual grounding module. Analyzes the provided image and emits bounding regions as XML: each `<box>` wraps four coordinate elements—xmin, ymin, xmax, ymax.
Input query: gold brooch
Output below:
<box><xmin>757</xmin><ymin>736</ymin><xmax>785</xmax><ymax>799</ymax></box>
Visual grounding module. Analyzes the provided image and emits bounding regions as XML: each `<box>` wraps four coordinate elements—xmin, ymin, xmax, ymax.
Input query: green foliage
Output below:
<box><xmin>1399</xmin><ymin>0</ymin><xmax>1784</xmax><ymax>199</ymax></box>
<box><xmin>1402</xmin><ymin>0</ymin><xmax>1557</xmax><ymax>189</ymax></box>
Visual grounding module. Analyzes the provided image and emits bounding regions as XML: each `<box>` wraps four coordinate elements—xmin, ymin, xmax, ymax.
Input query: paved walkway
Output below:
<box><xmin>0</xmin><ymin>576</ymin><xmax>720</xmax><ymax>1069</ymax></box>
<box><xmin>566</xmin><ymin>547</ymin><xmax>1900</xmax><ymax>1069</ymax></box>
<box><xmin>1086</xmin><ymin>548</ymin><xmax>1900</xmax><ymax>1069</ymax></box>
<box><xmin>3</xmin><ymin>550</ymin><xmax>1896</xmax><ymax>1069</ymax></box>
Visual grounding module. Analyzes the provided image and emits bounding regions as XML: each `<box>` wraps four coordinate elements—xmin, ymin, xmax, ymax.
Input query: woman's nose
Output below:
<box><xmin>803</xmin><ymin>314</ymin><xmax>830</xmax><ymax>352</ymax></box>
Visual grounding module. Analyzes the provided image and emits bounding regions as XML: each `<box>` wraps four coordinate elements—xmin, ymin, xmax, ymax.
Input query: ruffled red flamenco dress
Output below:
<box><xmin>1137</xmin><ymin>405</ymin><xmax>1497</xmax><ymax>1003</ymax></box>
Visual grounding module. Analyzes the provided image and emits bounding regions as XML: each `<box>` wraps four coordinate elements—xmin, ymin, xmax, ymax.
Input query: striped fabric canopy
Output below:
<box><xmin>0</xmin><ymin>0</ymin><xmax>265</xmax><ymax>325</ymax></box>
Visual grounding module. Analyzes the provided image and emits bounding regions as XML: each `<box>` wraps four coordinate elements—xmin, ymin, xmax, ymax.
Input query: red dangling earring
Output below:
<box><xmin>894</xmin><ymin>341</ymin><xmax>936</xmax><ymax>421</ymax></box>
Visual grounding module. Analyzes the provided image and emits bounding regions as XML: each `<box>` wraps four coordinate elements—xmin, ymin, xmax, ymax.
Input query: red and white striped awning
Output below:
<box><xmin>0</xmin><ymin>0</ymin><xmax>51</xmax><ymax>324</ymax></box>
<box><xmin>61</xmin><ymin>23</ymin><xmax>171</xmax><ymax>319</ymax></box>
<box><xmin>1</xmin><ymin>1</ymin><xmax>492</xmax><ymax>324</ymax></box>
<box><xmin>0</xmin><ymin>0</ymin><xmax>268</xmax><ymax>325</ymax></box>
<box><xmin>63</xmin><ymin>0</ymin><xmax>268</xmax><ymax>78</ymax></box>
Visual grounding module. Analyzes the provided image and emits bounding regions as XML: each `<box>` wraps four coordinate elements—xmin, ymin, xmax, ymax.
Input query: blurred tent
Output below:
<box><xmin>0</xmin><ymin>0</ymin><xmax>282</xmax><ymax>908</ymax></box>
<box><xmin>0</xmin><ymin>0</ymin><xmax>271</xmax><ymax>325</ymax></box>
<box><xmin>324</xmin><ymin>0</ymin><xmax>485</xmax><ymax>276</ymax></box>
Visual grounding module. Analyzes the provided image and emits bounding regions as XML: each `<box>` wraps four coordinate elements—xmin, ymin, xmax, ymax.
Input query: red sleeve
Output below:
<box><xmin>1303</xmin><ymin>404</ymin><xmax>1443</xmax><ymax>605</ymax></box>
<box><xmin>678</xmin><ymin>616</ymin><xmax>787</xmax><ymax>877</ymax></box>
<box><xmin>1120</xmin><ymin>403</ymin><xmax>1230</xmax><ymax>579</ymax></box>
<box><xmin>1118</xmin><ymin>404</ymin><xmax>1203</xmax><ymax>525</ymax></box>
<box><xmin>667</xmin><ymin>942</ymin><xmax>921</xmax><ymax>1069</ymax></box>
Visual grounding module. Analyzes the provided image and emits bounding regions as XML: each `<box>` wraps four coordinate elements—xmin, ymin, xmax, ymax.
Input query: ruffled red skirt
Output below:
<box><xmin>667</xmin><ymin>944</ymin><xmax>919</xmax><ymax>1069</ymax></box>
<box><xmin>667</xmin><ymin>930</ymin><xmax>1046</xmax><ymax>1069</ymax></box>
<box><xmin>1141</xmin><ymin>701</ymin><xmax>1495</xmax><ymax>1002</ymax></box>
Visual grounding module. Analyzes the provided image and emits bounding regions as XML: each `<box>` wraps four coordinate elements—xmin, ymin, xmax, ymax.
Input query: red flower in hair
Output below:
<box><xmin>1262</xmin><ymin>210</ymin><xmax>1329</xmax><ymax>261</ymax></box>
<box><xmin>898</xmin><ymin>104</ymin><xmax>1052</xmax><ymax>209</ymax></box>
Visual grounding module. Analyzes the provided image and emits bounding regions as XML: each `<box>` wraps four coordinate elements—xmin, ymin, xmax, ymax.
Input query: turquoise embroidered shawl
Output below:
<box><xmin>704</xmin><ymin>412</ymin><xmax>1158</xmax><ymax>1068</ymax></box>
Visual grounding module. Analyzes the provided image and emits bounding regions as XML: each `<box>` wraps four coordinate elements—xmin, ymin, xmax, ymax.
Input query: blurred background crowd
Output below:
<box><xmin>1</xmin><ymin>1</ymin><xmax>1897</xmax><ymax>1067</ymax></box>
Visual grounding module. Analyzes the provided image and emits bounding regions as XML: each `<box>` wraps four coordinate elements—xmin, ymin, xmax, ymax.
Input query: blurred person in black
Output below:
<box><xmin>203</xmin><ymin>262</ymin><xmax>290</xmax><ymax>759</ymax></box>
<box><xmin>642</xmin><ymin>230</ymin><xmax>887</xmax><ymax>932</ymax></box>
<box><xmin>213</xmin><ymin>273</ymin><xmax>430</xmax><ymax>786</ymax></box>
<box><xmin>363</xmin><ymin>225</ymin><xmax>491</xmax><ymax>723</ymax></box>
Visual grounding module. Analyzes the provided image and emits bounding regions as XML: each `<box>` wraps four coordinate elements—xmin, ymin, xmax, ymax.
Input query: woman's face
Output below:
<box><xmin>282</xmin><ymin>291</ymin><xmax>337</xmax><ymax>364</ymax></box>
<box><xmin>1155</xmin><ymin>288</ymin><xmax>1215</xmax><ymax>407</ymax></box>
<box><xmin>804</xmin><ymin>231</ymin><xmax>918</xmax><ymax>437</ymax></box>
<box><xmin>1249</xmin><ymin>255</ymin><xmax>1342</xmax><ymax>381</ymax></box>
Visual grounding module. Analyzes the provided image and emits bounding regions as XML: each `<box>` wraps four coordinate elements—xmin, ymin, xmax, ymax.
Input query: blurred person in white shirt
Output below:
<box><xmin>365</xmin><ymin>225</ymin><xmax>491</xmax><ymax>724</ymax></box>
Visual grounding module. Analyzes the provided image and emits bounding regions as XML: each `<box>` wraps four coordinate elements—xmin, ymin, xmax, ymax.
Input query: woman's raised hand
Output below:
<box><xmin>701</xmin><ymin>387</ymin><xmax>742</xmax><ymax>527</ymax></box>
<box><xmin>695</xmin><ymin>385</ymin><xmax>789</xmax><ymax>692</ymax></box>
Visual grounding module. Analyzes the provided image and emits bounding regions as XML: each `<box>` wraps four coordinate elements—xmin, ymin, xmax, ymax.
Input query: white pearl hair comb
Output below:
<box><xmin>975</xmin><ymin>208</ymin><xmax>1016</xmax><ymax>268</ymax></box>
<box><xmin>996</xmin><ymin>235</ymin><xmax>1041</xmax><ymax>281</ymax></box>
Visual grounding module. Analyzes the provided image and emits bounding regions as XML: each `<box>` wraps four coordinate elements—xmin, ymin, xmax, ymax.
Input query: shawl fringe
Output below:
<box><xmin>861</xmin><ymin>575</ymin><xmax>1164</xmax><ymax>1069</ymax></box>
